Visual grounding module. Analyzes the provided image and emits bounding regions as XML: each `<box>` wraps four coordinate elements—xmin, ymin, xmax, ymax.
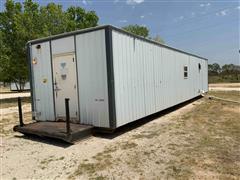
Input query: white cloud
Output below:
<box><xmin>114</xmin><ymin>0</ymin><xmax>119</xmax><ymax>3</ymax></box>
<box><xmin>82</xmin><ymin>0</ymin><xmax>92</xmax><ymax>5</ymax></box>
<box><xmin>174</xmin><ymin>15</ymin><xmax>184</xmax><ymax>22</ymax></box>
<box><xmin>140</xmin><ymin>15</ymin><xmax>145</xmax><ymax>18</ymax></box>
<box><xmin>236</xmin><ymin>6</ymin><xmax>240</xmax><ymax>10</ymax></box>
<box><xmin>200</xmin><ymin>3</ymin><xmax>211</xmax><ymax>7</ymax></box>
<box><xmin>216</xmin><ymin>9</ymin><xmax>229</xmax><ymax>16</ymax></box>
<box><xmin>179</xmin><ymin>16</ymin><xmax>184</xmax><ymax>20</ymax></box>
<box><xmin>148</xmin><ymin>12</ymin><xmax>153</xmax><ymax>15</ymax></box>
<box><xmin>126</xmin><ymin>0</ymin><xmax>144</xmax><ymax>5</ymax></box>
<box><xmin>119</xmin><ymin>19</ymin><xmax>128</xmax><ymax>23</ymax></box>
<box><xmin>82</xmin><ymin>0</ymin><xmax>87</xmax><ymax>5</ymax></box>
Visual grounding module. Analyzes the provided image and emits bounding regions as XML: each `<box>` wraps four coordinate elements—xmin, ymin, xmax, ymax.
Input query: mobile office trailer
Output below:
<box><xmin>27</xmin><ymin>25</ymin><xmax>208</xmax><ymax>130</ymax></box>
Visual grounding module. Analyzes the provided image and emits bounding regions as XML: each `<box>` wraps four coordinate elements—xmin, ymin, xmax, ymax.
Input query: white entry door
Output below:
<box><xmin>53</xmin><ymin>53</ymin><xmax>79</xmax><ymax>123</ymax></box>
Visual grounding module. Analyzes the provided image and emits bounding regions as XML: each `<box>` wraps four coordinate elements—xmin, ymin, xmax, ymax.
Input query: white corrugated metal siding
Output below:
<box><xmin>75</xmin><ymin>30</ymin><xmax>109</xmax><ymax>128</ymax></box>
<box><xmin>112</xmin><ymin>30</ymin><xmax>208</xmax><ymax>127</ymax></box>
<box><xmin>30</xmin><ymin>26</ymin><xmax>207</xmax><ymax>129</ymax></box>
<box><xmin>31</xmin><ymin>42</ymin><xmax>55</xmax><ymax>121</ymax></box>
<box><xmin>51</xmin><ymin>36</ymin><xmax>75</xmax><ymax>55</ymax></box>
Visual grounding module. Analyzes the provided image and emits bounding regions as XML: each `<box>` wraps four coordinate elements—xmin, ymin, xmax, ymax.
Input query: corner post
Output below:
<box><xmin>18</xmin><ymin>97</ymin><xmax>24</xmax><ymax>127</ymax></box>
<box><xmin>65</xmin><ymin>98</ymin><xmax>71</xmax><ymax>135</ymax></box>
<box><xmin>105</xmin><ymin>26</ymin><xmax>116</xmax><ymax>129</ymax></box>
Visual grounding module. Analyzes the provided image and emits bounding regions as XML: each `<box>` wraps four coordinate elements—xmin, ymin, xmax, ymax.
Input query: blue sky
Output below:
<box><xmin>1</xmin><ymin>0</ymin><xmax>239</xmax><ymax>65</ymax></box>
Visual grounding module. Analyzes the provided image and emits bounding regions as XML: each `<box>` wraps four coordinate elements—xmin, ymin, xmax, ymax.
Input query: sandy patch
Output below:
<box><xmin>209</xmin><ymin>87</ymin><xmax>240</xmax><ymax>91</ymax></box>
<box><xmin>1</xmin><ymin>99</ymin><xmax>202</xmax><ymax>179</ymax></box>
<box><xmin>209</xmin><ymin>83</ymin><xmax>240</xmax><ymax>91</ymax></box>
<box><xmin>209</xmin><ymin>83</ymin><xmax>240</xmax><ymax>88</ymax></box>
<box><xmin>1</xmin><ymin>104</ymin><xmax>31</xmax><ymax>115</ymax></box>
<box><xmin>1</xmin><ymin>95</ymin><xmax>240</xmax><ymax>179</ymax></box>
<box><xmin>0</xmin><ymin>92</ymin><xmax>30</xmax><ymax>100</ymax></box>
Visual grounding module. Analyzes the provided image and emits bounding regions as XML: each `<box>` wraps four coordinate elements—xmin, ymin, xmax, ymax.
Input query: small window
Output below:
<box><xmin>184</xmin><ymin>65</ymin><xmax>188</xmax><ymax>78</ymax></box>
<box><xmin>184</xmin><ymin>66</ymin><xmax>188</xmax><ymax>72</ymax></box>
<box><xmin>198</xmin><ymin>63</ymin><xmax>201</xmax><ymax>72</ymax></box>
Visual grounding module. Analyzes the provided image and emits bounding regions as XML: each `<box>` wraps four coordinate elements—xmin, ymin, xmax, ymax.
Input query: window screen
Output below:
<box><xmin>184</xmin><ymin>66</ymin><xmax>188</xmax><ymax>78</ymax></box>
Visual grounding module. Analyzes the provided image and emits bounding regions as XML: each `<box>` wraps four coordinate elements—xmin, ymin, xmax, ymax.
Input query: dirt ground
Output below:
<box><xmin>209</xmin><ymin>83</ymin><xmax>240</xmax><ymax>87</ymax></box>
<box><xmin>0</xmin><ymin>92</ymin><xmax>30</xmax><ymax>100</ymax></box>
<box><xmin>0</xmin><ymin>86</ymin><xmax>11</xmax><ymax>93</ymax></box>
<box><xmin>209</xmin><ymin>83</ymin><xmax>240</xmax><ymax>91</ymax></box>
<box><xmin>1</xmin><ymin>90</ymin><xmax>240</xmax><ymax>179</ymax></box>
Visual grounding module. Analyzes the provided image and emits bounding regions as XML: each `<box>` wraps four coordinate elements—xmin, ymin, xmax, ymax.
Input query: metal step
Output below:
<box><xmin>13</xmin><ymin>121</ymin><xmax>93</xmax><ymax>143</ymax></box>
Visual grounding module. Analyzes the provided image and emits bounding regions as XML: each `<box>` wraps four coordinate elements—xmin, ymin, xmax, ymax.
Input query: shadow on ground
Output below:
<box><xmin>13</xmin><ymin>95</ymin><xmax>202</xmax><ymax>146</ymax></box>
<box><xmin>93</xmin><ymin>95</ymin><xmax>202</xmax><ymax>139</ymax></box>
<box><xmin>14</xmin><ymin>134</ymin><xmax>72</xmax><ymax>148</ymax></box>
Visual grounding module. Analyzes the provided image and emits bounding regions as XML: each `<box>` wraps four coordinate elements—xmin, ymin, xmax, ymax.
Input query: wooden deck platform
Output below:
<box><xmin>13</xmin><ymin>122</ymin><xmax>93</xmax><ymax>143</ymax></box>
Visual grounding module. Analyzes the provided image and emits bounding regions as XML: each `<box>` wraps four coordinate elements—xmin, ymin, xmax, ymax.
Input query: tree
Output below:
<box><xmin>122</xmin><ymin>24</ymin><xmax>165</xmax><ymax>44</ymax></box>
<box><xmin>40</xmin><ymin>3</ymin><xmax>67</xmax><ymax>36</ymax></box>
<box><xmin>150</xmin><ymin>35</ymin><xmax>165</xmax><ymax>44</ymax></box>
<box><xmin>208</xmin><ymin>63</ymin><xmax>221</xmax><ymax>75</ymax></box>
<box><xmin>122</xmin><ymin>24</ymin><xmax>149</xmax><ymax>38</ymax></box>
<box><xmin>221</xmin><ymin>64</ymin><xmax>240</xmax><ymax>81</ymax></box>
<box><xmin>65</xmin><ymin>6</ymin><xmax>98</xmax><ymax>32</ymax></box>
<box><xmin>0</xmin><ymin>0</ymin><xmax>28</xmax><ymax>90</ymax></box>
<box><xmin>0</xmin><ymin>0</ymin><xmax>99</xmax><ymax>91</ymax></box>
<box><xmin>0</xmin><ymin>31</ymin><xmax>11</xmax><ymax>84</ymax></box>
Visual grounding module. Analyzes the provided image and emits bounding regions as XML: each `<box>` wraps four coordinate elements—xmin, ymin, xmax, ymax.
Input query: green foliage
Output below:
<box><xmin>208</xmin><ymin>63</ymin><xmax>221</xmax><ymax>75</ymax></box>
<box><xmin>122</xmin><ymin>24</ymin><xmax>149</xmax><ymax>38</ymax></box>
<box><xmin>122</xmin><ymin>24</ymin><xmax>165</xmax><ymax>44</ymax></box>
<box><xmin>40</xmin><ymin>3</ymin><xmax>67</xmax><ymax>36</ymax></box>
<box><xmin>0</xmin><ymin>0</ymin><xmax>28</xmax><ymax>89</ymax></box>
<box><xmin>208</xmin><ymin>75</ymin><xmax>240</xmax><ymax>83</ymax></box>
<box><xmin>0</xmin><ymin>0</ymin><xmax>99</xmax><ymax>91</ymax></box>
<box><xmin>150</xmin><ymin>35</ymin><xmax>165</xmax><ymax>44</ymax></box>
<box><xmin>208</xmin><ymin>63</ymin><xmax>240</xmax><ymax>83</ymax></box>
<box><xmin>65</xmin><ymin>6</ymin><xmax>98</xmax><ymax>31</ymax></box>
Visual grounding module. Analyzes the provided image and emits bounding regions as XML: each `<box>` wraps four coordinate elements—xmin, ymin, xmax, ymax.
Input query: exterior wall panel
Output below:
<box><xmin>75</xmin><ymin>30</ymin><xmax>109</xmax><ymax>128</ymax></box>
<box><xmin>143</xmin><ymin>42</ymin><xmax>156</xmax><ymax>115</ymax></box>
<box><xmin>51</xmin><ymin>36</ymin><xmax>75</xmax><ymax>55</ymax></box>
<box><xmin>112</xmin><ymin>30</ymin><xmax>208</xmax><ymax>128</ymax></box>
<box><xmin>31</xmin><ymin>42</ymin><xmax>55</xmax><ymax>121</ymax></box>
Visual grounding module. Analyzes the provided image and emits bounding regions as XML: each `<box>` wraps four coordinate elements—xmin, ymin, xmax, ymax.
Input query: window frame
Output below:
<box><xmin>184</xmin><ymin>65</ymin><xmax>188</xmax><ymax>79</ymax></box>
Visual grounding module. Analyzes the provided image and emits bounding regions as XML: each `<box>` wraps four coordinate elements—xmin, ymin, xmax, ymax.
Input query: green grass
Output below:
<box><xmin>39</xmin><ymin>156</ymin><xmax>65</xmax><ymax>170</ymax></box>
<box><xmin>208</xmin><ymin>75</ymin><xmax>240</xmax><ymax>83</ymax></box>
<box><xmin>166</xmin><ymin>95</ymin><xmax>240</xmax><ymax>179</ymax></box>
<box><xmin>69</xmin><ymin>91</ymin><xmax>240</xmax><ymax>179</ymax></box>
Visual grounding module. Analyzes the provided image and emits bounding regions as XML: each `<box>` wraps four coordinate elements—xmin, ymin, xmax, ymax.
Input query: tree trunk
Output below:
<box><xmin>19</xmin><ymin>78</ymin><xmax>23</xmax><ymax>92</ymax></box>
<box><xmin>14</xmin><ymin>80</ymin><xmax>19</xmax><ymax>91</ymax></box>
